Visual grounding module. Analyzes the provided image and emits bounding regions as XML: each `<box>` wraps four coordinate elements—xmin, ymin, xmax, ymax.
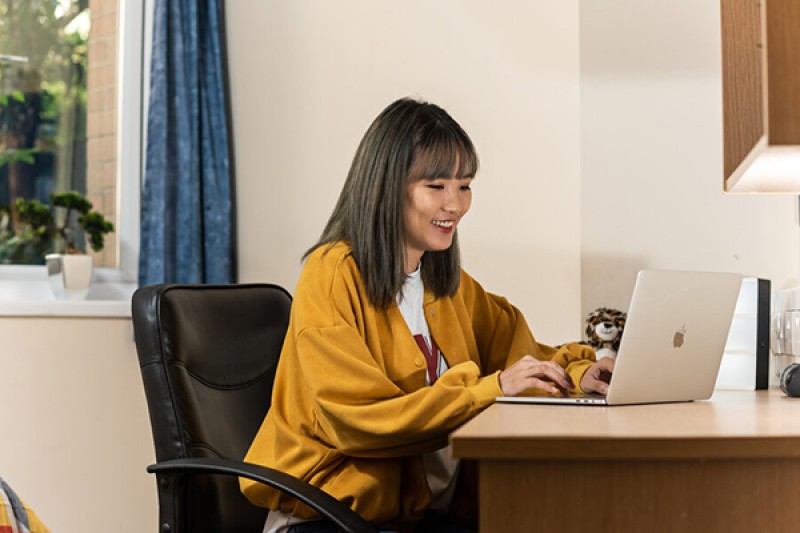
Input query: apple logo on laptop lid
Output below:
<box><xmin>673</xmin><ymin>324</ymin><xmax>687</xmax><ymax>348</ymax></box>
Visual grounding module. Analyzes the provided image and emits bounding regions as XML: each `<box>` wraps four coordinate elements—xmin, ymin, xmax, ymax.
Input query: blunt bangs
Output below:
<box><xmin>409</xmin><ymin>117</ymin><xmax>479</xmax><ymax>182</ymax></box>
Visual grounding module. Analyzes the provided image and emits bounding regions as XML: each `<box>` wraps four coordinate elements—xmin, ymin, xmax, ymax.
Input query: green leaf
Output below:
<box><xmin>0</xmin><ymin>148</ymin><xmax>38</xmax><ymax>167</ymax></box>
<box><xmin>16</xmin><ymin>198</ymin><xmax>54</xmax><ymax>229</ymax></box>
<box><xmin>51</xmin><ymin>191</ymin><xmax>92</xmax><ymax>214</ymax></box>
<box><xmin>78</xmin><ymin>211</ymin><xmax>115</xmax><ymax>252</ymax></box>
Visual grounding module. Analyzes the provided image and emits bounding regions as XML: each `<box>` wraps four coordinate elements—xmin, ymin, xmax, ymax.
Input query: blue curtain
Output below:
<box><xmin>139</xmin><ymin>0</ymin><xmax>235</xmax><ymax>286</ymax></box>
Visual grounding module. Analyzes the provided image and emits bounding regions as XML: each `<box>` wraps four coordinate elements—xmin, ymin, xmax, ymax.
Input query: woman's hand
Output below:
<box><xmin>499</xmin><ymin>355</ymin><xmax>574</xmax><ymax>396</ymax></box>
<box><xmin>580</xmin><ymin>357</ymin><xmax>615</xmax><ymax>395</ymax></box>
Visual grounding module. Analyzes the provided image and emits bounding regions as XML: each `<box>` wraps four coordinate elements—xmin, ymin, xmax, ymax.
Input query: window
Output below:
<box><xmin>0</xmin><ymin>0</ymin><xmax>143</xmax><ymax>281</ymax></box>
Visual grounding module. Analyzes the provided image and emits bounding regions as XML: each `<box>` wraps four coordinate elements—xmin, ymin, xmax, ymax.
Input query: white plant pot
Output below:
<box><xmin>45</xmin><ymin>253</ymin><xmax>93</xmax><ymax>301</ymax></box>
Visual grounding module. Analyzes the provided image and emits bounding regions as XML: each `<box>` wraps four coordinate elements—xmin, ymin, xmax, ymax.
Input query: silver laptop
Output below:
<box><xmin>497</xmin><ymin>269</ymin><xmax>743</xmax><ymax>406</ymax></box>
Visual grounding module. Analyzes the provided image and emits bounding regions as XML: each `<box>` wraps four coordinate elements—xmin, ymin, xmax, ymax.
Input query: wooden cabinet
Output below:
<box><xmin>722</xmin><ymin>0</ymin><xmax>800</xmax><ymax>192</ymax></box>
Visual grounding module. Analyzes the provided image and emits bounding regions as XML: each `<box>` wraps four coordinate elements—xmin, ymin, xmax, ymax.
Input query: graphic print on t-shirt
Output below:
<box><xmin>397</xmin><ymin>265</ymin><xmax>448</xmax><ymax>385</ymax></box>
<box><xmin>413</xmin><ymin>334</ymin><xmax>441</xmax><ymax>385</ymax></box>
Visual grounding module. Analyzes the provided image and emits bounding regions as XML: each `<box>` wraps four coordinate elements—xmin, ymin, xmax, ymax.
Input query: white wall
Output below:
<box><xmin>229</xmin><ymin>1</ymin><xmax>800</xmax><ymax>339</ymax></box>
<box><xmin>580</xmin><ymin>0</ymin><xmax>800</xmax><ymax>317</ymax></box>
<box><xmin>227</xmin><ymin>1</ymin><xmax>583</xmax><ymax>344</ymax></box>
<box><xmin>0</xmin><ymin>317</ymin><xmax>156</xmax><ymax>533</ymax></box>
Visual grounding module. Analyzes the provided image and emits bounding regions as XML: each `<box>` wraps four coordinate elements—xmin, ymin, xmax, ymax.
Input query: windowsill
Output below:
<box><xmin>0</xmin><ymin>265</ymin><xmax>137</xmax><ymax>318</ymax></box>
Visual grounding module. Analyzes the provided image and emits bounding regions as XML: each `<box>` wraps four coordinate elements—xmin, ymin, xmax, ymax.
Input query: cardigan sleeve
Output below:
<box><xmin>295</xmin><ymin>323</ymin><xmax>501</xmax><ymax>458</ymax></box>
<box><xmin>458</xmin><ymin>270</ymin><xmax>596</xmax><ymax>394</ymax></box>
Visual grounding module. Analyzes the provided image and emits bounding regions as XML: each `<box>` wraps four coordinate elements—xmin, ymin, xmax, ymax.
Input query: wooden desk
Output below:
<box><xmin>450</xmin><ymin>390</ymin><xmax>800</xmax><ymax>533</ymax></box>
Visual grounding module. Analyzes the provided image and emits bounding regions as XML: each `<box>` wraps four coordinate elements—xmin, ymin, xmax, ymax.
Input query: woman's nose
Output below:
<box><xmin>443</xmin><ymin>190</ymin><xmax>464</xmax><ymax>215</ymax></box>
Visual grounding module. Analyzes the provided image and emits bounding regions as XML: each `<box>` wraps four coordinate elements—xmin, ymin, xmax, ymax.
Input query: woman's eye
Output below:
<box><xmin>427</xmin><ymin>184</ymin><xmax>444</xmax><ymax>190</ymax></box>
<box><xmin>460</xmin><ymin>184</ymin><xmax>472</xmax><ymax>191</ymax></box>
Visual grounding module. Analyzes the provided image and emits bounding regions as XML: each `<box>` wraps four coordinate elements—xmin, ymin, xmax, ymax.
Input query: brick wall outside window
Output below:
<box><xmin>86</xmin><ymin>0</ymin><xmax>118</xmax><ymax>268</ymax></box>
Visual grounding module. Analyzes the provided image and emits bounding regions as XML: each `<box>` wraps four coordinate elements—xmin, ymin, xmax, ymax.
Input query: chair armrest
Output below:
<box><xmin>148</xmin><ymin>457</ymin><xmax>377</xmax><ymax>533</ymax></box>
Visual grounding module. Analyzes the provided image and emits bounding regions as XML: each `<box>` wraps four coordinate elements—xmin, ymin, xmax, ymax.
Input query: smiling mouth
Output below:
<box><xmin>432</xmin><ymin>220</ymin><xmax>454</xmax><ymax>229</ymax></box>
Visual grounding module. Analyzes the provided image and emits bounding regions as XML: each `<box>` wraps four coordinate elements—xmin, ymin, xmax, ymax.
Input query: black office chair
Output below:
<box><xmin>132</xmin><ymin>283</ymin><xmax>376</xmax><ymax>533</ymax></box>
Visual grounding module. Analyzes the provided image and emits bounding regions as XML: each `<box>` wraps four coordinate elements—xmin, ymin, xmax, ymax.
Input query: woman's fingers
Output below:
<box><xmin>581</xmin><ymin>357</ymin><xmax>615</xmax><ymax>395</ymax></box>
<box><xmin>499</xmin><ymin>356</ymin><xmax>573</xmax><ymax>396</ymax></box>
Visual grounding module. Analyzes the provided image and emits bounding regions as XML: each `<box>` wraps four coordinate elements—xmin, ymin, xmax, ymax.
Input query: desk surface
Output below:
<box><xmin>451</xmin><ymin>389</ymin><xmax>800</xmax><ymax>461</ymax></box>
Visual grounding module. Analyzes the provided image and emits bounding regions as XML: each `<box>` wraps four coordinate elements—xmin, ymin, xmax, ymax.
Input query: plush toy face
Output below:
<box><xmin>585</xmin><ymin>307</ymin><xmax>627</xmax><ymax>351</ymax></box>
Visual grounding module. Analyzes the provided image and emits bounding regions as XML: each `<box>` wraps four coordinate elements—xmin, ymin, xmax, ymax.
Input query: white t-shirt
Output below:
<box><xmin>395</xmin><ymin>266</ymin><xmax>449</xmax><ymax>385</ymax></box>
<box><xmin>263</xmin><ymin>266</ymin><xmax>459</xmax><ymax>532</ymax></box>
<box><xmin>396</xmin><ymin>266</ymin><xmax>460</xmax><ymax>513</ymax></box>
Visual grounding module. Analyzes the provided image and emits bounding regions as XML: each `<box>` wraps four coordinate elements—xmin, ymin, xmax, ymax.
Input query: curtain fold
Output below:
<box><xmin>138</xmin><ymin>0</ymin><xmax>234</xmax><ymax>286</ymax></box>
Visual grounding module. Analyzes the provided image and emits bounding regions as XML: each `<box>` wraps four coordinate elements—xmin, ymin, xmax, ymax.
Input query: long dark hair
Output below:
<box><xmin>306</xmin><ymin>97</ymin><xmax>479</xmax><ymax>309</ymax></box>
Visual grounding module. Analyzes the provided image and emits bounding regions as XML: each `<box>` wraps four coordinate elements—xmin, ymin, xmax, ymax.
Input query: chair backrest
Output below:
<box><xmin>132</xmin><ymin>283</ymin><xmax>292</xmax><ymax>532</ymax></box>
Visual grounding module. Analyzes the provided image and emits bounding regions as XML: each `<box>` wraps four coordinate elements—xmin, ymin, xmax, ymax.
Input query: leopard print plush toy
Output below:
<box><xmin>585</xmin><ymin>307</ymin><xmax>627</xmax><ymax>359</ymax></box>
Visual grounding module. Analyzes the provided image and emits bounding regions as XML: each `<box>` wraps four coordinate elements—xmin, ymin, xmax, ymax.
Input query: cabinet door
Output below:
<box><xmin>721</xmin><ymin>0</ymin><xmax>764</xmax><ymax>184</ymax></box>
<box><xmin>767</xmin><ymin>0</ymin><xmax>800</xmax><ymax>145</ymax></box>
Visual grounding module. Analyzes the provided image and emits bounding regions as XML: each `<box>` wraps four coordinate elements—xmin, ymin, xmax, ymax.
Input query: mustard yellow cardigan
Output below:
<box><xmin>241</xmin><ymin>242</ymin><xmax>594</xmax><ymax>525</ymax></box>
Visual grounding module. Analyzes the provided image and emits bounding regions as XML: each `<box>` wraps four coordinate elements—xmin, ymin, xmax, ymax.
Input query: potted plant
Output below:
<box><xmin>1</xmin><ymin>191</ymin><xmax>114</xmax><ymax>299</ymax></box>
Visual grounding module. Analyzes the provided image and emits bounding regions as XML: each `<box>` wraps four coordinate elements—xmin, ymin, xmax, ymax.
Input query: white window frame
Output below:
<box><xmin>116</xmin><ymin>0</ymin><xmax>149</xmax><ymax>283</ymax></box>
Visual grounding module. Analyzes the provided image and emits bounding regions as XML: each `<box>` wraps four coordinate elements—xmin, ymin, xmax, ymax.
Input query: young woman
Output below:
<box><xmin>242</xmin><ymin>98</ymin><xmax>614</xmax><ymax>533</ymax></box>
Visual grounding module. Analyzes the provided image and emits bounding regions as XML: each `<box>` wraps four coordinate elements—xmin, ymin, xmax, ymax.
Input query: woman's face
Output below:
<box><xmin>402</xmin><ymin>174</ymin><xmax>473</xmax><ymax>273</ymax></box>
